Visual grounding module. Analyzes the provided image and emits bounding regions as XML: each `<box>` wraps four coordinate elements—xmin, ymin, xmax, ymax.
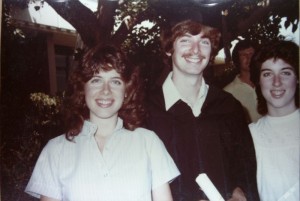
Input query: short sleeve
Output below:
<box><xmin>146</xmin><ymin>130</ymin><xmax>180</xmax><ymax>190</ymax></box>
<box><xmin>25</xmin><ymin>138</ymin><xmax>62</xmax><ymax>200</ymax></box>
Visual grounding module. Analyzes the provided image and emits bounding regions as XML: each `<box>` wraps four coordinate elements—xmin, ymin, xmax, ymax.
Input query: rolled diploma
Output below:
<box><xmin>195</xmin><ymin>173</ymin><xmax>225</xmax><ymax>201</ymax></box>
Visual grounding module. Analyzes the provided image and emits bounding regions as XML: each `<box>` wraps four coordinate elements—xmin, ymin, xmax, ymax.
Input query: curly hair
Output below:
<box><xmin>250</xmin><ymin>40</ymin><xmax>299</xmax><ymax>115</ymax></box>
<box><xmin>161</xmin><ymin>20</ymin><xmax>221</xmax><ymax>66</ymax></box>
<box><xmin>62</xmin><ymin>45</ymin><xmax>145</xmax><ymax>140</ymax></box>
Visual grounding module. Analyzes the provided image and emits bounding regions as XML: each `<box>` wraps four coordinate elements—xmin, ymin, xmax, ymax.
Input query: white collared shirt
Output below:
<box><xmin>162</xmin><ymin>72</ymin><xmax>209</xmax><ymax>117</ymax></box>
<box><xmin>224</xmin><ymin>75</ymin><xmax>261</xmax><ymax>122</ymax></box>
<box><xmin>25</xmin><ymin>118</ymin><xmax>180</xmax><ymax>201</ymax></box>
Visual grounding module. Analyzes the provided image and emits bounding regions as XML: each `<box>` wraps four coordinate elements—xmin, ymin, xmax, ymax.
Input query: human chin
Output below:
<box><xmin>90</xmin><ymin>108</ymin><xmax>119</xmax><ymax>120</ymax></box>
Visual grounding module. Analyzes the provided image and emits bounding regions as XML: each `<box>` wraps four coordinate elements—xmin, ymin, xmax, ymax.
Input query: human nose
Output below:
<box><xmin>245</xmin><ymin>54</ymin><xmax>251</xmax><ymax>61</ymax></box>
<box><xmin>191</xmin><ymin>42</ymin><xmax>200</xmax><ymax>54</ymax></box>
<box><xmin>247</xmin><ymin>53</ymin><xmax>253</xmax><ymax>60</ymax></box>
<box><xmin>272</xmin><ymin>75</ymin><xmax>282</xmax><ymax>87</ymax></box>
<box><xmin>102</xmin><ymin>82</ymin><xmax>111</xmax><ymax>95</ymax></box>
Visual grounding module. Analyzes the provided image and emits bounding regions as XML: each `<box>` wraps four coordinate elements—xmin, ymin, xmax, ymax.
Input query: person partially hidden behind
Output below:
<box><xmin>25</xmin><ymin>45</ymin><xmax>180</xmax><ymax>201</ymax></box>
<box><xmin>249</xmin><ymin>40</ymin><xmax>299</xmax><ymax>201</ymax></box>
<box><xmin>224</xmin><ymin>40</ymin><xmax>261</xmax><ymax>123</ymax></box>
<box><xmin>145</xmin><ymin>20</ymin><xmax>259</xmax><ymax>201</ymax></box>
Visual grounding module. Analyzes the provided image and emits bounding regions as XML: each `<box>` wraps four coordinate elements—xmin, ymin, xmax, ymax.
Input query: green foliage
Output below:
<box><xmin>3</xmin><ymin>2</ymin><xmax>27</xmax><ymax>40</ymax></box>
<box><xmin>115</xmin><ymin>0</ymin><xmax>168</xmax><ymax>89</ymax></box>
<box><xmin>116</xmin><ymin>0</ymin><xmax>164</xmax><ymax>54</ymax></box>
<box><xmin>1</xmin><ymin>93</ymin><xmax>64</xmax><ymax>201</ymax></box>
<box><xmin>116</xmin><ymin>0</ymin><xmax>299</xmax><ymax>72</ymax></box>
<box><xmin>245</xmin><ymin>16</ymin><xmax>285</xmax><ymax>46</ymax></box>
<box><xmin>115</xmin><ymin>0</ymin><xmax>148</xmax><ymax>23</ymax></box>
<box><xmin>227</xmin><ymin>0</ymin><xmax>298</xmax><ymax>42</ymax></box>
<box><xmin>29</xmin><ymin>92</ymin><xmax>62</xmax><ymax>126</ymax></box>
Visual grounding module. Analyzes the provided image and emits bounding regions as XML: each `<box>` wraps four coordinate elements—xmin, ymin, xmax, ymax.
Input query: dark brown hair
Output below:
<box><xmin>63</xmin><ymin>45</ymin><xmax>145</xmax><ymax>140</ymax></box>
<box><xmin>250</xmin><ymin>40</ymin><xmax>299</xmax><ymax>115</ymax></box>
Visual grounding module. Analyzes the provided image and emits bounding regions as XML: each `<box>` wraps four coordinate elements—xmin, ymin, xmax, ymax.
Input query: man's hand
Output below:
<box><xmin>227</xmin><ymin>187</ymin><xmax>247</xmax><ymax>201</ymax></box>
<box><xmin>198</xmin><ymin>187</ymin><xmax>246</xmax><ymax>201</ymax></box>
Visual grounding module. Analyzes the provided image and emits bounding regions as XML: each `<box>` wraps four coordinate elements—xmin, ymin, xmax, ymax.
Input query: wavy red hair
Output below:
<box><xmin>62</xmin><ymin>45</ymin><xmax>145</xmax><ymax>140</ymax></box>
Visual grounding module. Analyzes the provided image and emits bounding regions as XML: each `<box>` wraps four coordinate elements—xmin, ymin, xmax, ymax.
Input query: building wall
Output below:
<box><xmin>10</xmin><ymin>2</ymin><xmax>78</xmax><ymax>94</ymax></box>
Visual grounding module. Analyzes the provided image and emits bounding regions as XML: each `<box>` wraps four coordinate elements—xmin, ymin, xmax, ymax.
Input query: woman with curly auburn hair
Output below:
<box><xmin>249</xmin><ymin>40</ymin><xmax>299</xmax><ymax>201</ymax></box>
<box><xmin>63</xmin><ymin>44</ymin><xmax>146</xmax><ymax>140</ymax></box>
<box><xmin>25</xmin><ymin>45</ymin><xmax>180</xmax><ymax>201</ymax></box>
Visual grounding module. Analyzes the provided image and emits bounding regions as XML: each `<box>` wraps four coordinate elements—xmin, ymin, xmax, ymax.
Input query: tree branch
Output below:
<box><xmin>45</xmin><ymin>0</ymin><xmax>99</xmax><ymax>48</ymax></box>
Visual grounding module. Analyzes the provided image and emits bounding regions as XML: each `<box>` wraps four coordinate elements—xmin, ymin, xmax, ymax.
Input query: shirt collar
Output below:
<box><xmin>162</xmin><ymin>72</ymin><xmax>209</xmax><ymax>116</ymax></box>
<box><xmin>82</xmin><ymin>117</ymin><xmax>124</xmax><ymax>137</ymax></box>
<box><xmin>234</xmin><ymin>74</ymin><xmax>256</xmax><ymax>89</ymax></box>
<box><xmin>163</xmin><ymin>72</ymin><xmax>182</xmax><ymax>111</ymax></box>
<box><xmin>234</xmin><ymin>75</ymin><xmax>243</xmax><ymax>84</ymax></box>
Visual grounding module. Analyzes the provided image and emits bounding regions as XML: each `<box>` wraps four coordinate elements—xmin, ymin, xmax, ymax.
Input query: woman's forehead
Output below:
<box><xmin>261</xmin><ymin>58</ymin><xmax>294</xmax><ymax>70</ymax></box>
<box><xmin>93</xmin><ymin>69</ymin><xmax>120</xmax><ymax>76</ymax></box>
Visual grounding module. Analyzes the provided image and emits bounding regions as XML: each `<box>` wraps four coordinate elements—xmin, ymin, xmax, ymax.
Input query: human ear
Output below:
<box><xmin>166</xmin><ymin>52</ymin><xmax>171</xmax><ymax>57</ymax></box>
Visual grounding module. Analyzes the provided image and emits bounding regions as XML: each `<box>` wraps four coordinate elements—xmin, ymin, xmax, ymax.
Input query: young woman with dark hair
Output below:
<box><xmin>249</xmin><ymin>40</ymin><xmax>299</xmax><ymax>201</ymax></box>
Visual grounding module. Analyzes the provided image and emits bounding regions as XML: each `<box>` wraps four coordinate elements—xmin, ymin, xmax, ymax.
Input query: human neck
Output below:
<box><xmin>239</xmin><ymin>71</ymin><xmax>254</xmax><ymax>87</ymax></box>
<box><xmin>172</xmin><ymin>72</ymin><xmax>202</xmax><ymax>106</ymax></box>
<box><xmin>267</xmin><ymin>104</ymin><xmax>297</xmax><ymax>117</ymax></box>
<box><xmin>92</xmin><ymin>117</ymin><xmax>118</xmax><ymax>153</ymax></box>
<box><xmin>90</xmin><ymin>117</ymin><xmax>117</xmax><ymax>138</ymax></box>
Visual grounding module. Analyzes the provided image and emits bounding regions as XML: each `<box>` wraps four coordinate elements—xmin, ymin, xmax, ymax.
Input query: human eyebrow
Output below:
<box><xmin>281</xmin><ymin>66</ymin><xmax>295</xmax><ymax>71</ymax></box>
<box><xmin>91</xmin><ymin>75</ymin><xmax>102</xmax><ymax>78</ymax></box>
<box><xmin>180</xmin><ymin>33</ymin><xmax>193</xmax><ymax>38</ymax></box>
<box><xmin>111</xmin><ymin>75</ymin><xmax>122</xmax><ymax>79</ymax></box>
<box><xmin>260</xmin><ymin>68</ymin><xmax>271</xmax><ymax>72</ymax></box>
<box><xmin>182</xmin><ymin>32</ymin><xmax>192</xmax><ymax>37</ymax></box>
